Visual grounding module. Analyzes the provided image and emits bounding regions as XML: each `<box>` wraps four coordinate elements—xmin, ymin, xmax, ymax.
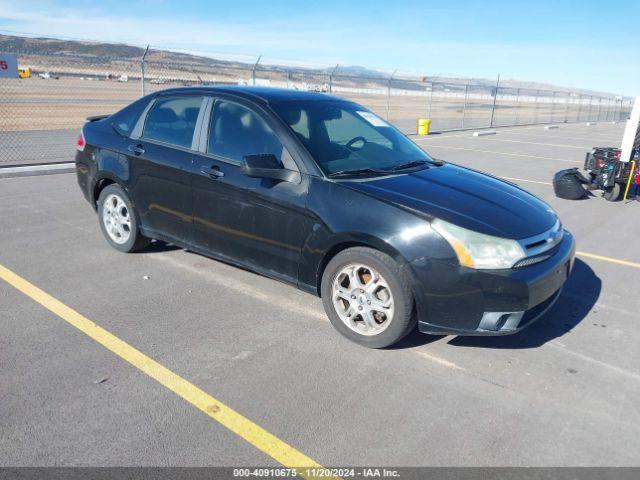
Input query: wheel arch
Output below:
<box><xmin>92</xmin><ymin>173</ymin><xmax>124</xmax><ymax>209</ymax></box>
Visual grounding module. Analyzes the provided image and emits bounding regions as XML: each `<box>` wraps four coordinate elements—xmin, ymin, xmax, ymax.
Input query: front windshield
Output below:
<box><xmin>271</xmin><ymin>100</ymin><xmax>435</xmax><ymax>177</ymax></box>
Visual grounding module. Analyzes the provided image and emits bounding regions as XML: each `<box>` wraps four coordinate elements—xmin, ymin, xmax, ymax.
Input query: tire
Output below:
<box><xmin>321</xmin><ymin>247</ymin><xmax>416</xmax><ymax>348</ymax></box>
<box><xmin>97</xmin><ymin>184</ymin><xmax>150</xmax><ymax>252</ymax></box>
<box><xmin>604</xmin><ymin>183</ymin><xmax>621</xmax><ymax>202</ymax></box>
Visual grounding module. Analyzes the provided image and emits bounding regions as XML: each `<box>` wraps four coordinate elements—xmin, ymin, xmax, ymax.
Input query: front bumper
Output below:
<box><xmin>411</xmin><ymin>230</ymin><xmax>575</xmax><ymax>336</ymax></box>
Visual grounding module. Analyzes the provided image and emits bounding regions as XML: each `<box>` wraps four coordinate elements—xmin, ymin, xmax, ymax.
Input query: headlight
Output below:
<box><xmin>431</xmin><ymin>219</ymin><xmax>525</xmax><ymax>269</ymax></box>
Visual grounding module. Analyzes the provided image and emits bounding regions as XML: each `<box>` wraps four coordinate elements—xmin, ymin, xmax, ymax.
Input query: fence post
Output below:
<box><xmin>489</xmin><ymin>73</ymin><xmax>500</xmax><ymax>128</ymax></box>
<box><xmin>461</xmin><ymin>82</ymin><xmax>469</xmax><ymax>129</ymax></box>
<box><xmin>329</xmin><ymin>64</ymin><xmax>339</xmax><ymax>94</ymax></box>
<box><xmin>514</xmin><ymin>88</ymin><xmax>521</xmax><ymax>125</ymax></box>
<box><xmin>550</xmin><ymin>91</ymin><xmax>557</xmax><ymax>123</ymax></box>
<box><xmin>577</xmin><ymin>95</ymin><xmax>583</xmax><ymax>122</ymax></box>
<box><xmin>563</xmin><ymin>93</ymin><xmax>570</xmax><ymax>123</ymax></box>
<box><xmin>534</xmin><ymin>89</ymin><xmax>541</xmax><ymax>123</ymax></box>
<box><xmin>588</xmin><ymin>95</ymin><xmax>594</xmax><ymax>121</ymax></box>
<box><xmin>140</xmin><ymin>44</ymin><xmax>149</xmax><ymax>97</ymax></box>
<box><xmin>608</xmin><ymin>98</ymin><xmax>614</xmax><ymax>121</ymax></box>
<box><xmin>427</xmin><ymin>81</ymin><xmax>434</xmax><ymax>118</ymax></box>
<box><xmin>616</xmin><ymin>98</ymin><xmax>623</xmax><ymax>122</ymax></box>
<box><xmin>386</xmin><ymin>70</ymin><xmax>396</xmax><ymax>121</ymax></box>
<box><xmin>252</xmin><ymin>55</ymin><xmax>262</xmax><ymax>86</ymax></box>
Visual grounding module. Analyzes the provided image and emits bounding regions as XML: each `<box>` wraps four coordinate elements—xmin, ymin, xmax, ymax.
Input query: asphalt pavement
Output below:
<box><xmin>1</xmin><ymin>122</ymin><xmax>639</xmax><ymax>469</ymax></box>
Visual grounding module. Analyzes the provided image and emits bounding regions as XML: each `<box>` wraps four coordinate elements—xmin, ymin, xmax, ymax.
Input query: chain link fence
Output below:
<box><xmin>0</xmin><ymin>47</ymin><xmax>634</xmax><ymax>166</ymax></box>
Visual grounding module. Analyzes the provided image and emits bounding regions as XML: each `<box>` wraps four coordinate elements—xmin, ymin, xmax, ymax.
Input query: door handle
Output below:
<box><xmin>201</xmin><ymin>165</ymin><xmax>225</xmax><ymax>179</ymax></box>
<box><xmin>127</xmin><ymin>144</ymin><xmax>145</xmax><ymax>155</ymax></box>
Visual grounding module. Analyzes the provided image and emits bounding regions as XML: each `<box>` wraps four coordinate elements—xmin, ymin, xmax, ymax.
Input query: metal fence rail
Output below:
<box><xmin>0</xmin><ymin>48</ymin><xmax>634</xmax><ymax>166</ymax></box>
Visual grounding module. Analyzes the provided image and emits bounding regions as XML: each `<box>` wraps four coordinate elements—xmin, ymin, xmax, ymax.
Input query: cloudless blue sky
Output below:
<box><xmin>1</xmin><ymin>0</ymin><xmax>638</xmax><ymax>94</ymax></box>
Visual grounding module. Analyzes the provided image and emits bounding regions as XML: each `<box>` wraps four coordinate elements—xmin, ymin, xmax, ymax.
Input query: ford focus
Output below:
<box><xmin>76</xmin><ymin>86</ymin><xmax>575</xmax><ymax>348</ymax></box>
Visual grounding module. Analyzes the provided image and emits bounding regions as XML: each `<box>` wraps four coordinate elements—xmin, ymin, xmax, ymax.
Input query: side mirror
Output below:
<box><xmin>241</xmin><ymin>154</ymin><xmax>299</xmax><ymax>183</ymax></box>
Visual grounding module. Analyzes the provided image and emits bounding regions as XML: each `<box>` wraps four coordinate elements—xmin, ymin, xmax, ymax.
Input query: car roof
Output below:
<box><xmin>154</xmin><ymin>85</ymin><xmax>348</xmax><ymax>104</ymax></box>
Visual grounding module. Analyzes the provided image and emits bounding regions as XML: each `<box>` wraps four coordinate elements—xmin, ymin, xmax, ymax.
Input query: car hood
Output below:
<box><xmin>341</xmin><ymin>163</ymin><xmax>556</xmax><ymax>239</ymax></box>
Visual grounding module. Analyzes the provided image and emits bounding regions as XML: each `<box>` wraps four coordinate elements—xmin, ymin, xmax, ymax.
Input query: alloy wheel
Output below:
<box><xmin>331</xmin><ymin>263</ymin><xmax>395</xmax><ymax>336</ymax></box>
<box><xmin>102</xmin><ymin>193</ymin><xmax>132</xmax><ymax>244</ymax></box>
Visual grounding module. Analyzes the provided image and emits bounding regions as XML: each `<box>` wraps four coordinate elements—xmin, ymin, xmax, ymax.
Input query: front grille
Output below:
<box><xmin>514</xmin><ymin>220</ymin><xmax>563</xmax><ymax>268</ymax></box>
<box><xmin>513</xmin><ymin>254</ymin><xmax>552</xmax><ymax>268</ymax></box>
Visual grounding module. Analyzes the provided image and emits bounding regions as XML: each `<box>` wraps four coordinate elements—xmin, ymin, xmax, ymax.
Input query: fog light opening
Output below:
<box><xmin>478</xmin><ymin>311</ymin><xmax>525</xmax><ymax>332</ymax></box>
<box><xmin>495</xmin><ymin>314</ymin><xmax>510</xmax><ymax>331</ymax></box>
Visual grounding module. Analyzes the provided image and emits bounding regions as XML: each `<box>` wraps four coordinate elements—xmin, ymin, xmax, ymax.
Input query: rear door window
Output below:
<box><xmin>143</xmin><ymin>96</ymin><xmax>204</xmax><ymax>149</ymax></box>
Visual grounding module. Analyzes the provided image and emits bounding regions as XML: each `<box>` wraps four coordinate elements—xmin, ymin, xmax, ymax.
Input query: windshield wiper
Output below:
<box><xmin>388</xmin><ymin>160</ymin><xmax>429</xmax><ymax>172</ymax></box>
<box><xmin>327</xmin><ymin>167</ymin><xmax>390</xmax><ymax>178</ymax></box>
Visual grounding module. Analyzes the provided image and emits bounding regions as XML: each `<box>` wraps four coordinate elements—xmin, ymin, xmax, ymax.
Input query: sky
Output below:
<box><xmin>0</xmin><ymin>0</ymin><xmax>638</xmax><ymax>95</ymax></box>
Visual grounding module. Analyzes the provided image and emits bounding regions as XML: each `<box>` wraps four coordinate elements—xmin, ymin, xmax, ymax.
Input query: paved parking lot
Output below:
<box><xmin>1</xmin><ymin>122</ymin><xmax>639</xmax><ymax>469</ymax></box>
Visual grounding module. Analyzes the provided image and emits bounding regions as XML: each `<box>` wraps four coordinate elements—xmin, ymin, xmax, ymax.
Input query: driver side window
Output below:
<box><xmin>208</xmin><ymin>100</ymin><xmax>296</xmax><ymax>169</ymax></box>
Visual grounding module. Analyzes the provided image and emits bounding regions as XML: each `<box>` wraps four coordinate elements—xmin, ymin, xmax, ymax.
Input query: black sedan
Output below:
<box><xmin>76</xmin><ymin>86</ymin><xmax>575</xmax><ymax>348</ymax></box>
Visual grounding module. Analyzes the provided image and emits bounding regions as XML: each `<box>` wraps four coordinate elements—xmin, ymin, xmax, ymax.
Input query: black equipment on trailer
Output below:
<box><xmin>583</xmin><ymin>147</ymin><xmax>639</xmax><ymax>201</ymax></box>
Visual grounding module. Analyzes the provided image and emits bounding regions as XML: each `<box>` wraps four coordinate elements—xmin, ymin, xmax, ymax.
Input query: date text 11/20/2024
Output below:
<box><xmin>232</xmin><ymin>467</ymin><xmax>400</xmax><ymax>477</ymax></box>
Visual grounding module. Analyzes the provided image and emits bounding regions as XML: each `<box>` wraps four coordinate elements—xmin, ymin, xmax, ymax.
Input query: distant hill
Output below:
<box><xmin>0</xmin><ymin>34</ymin><xmax>146</xmax><ymax>59</ymax></box>
<box><xmin>0</xmin><ymin>34</ymin><xmax>622</xmax><ymax>97</ymax></box>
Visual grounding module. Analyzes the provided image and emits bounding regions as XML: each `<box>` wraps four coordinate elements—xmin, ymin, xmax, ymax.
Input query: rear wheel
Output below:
<box><xmin>603</xmin><ymin>183</ymin><xmax>621</xmax><ymax>202</ymax></box>
<box><xmin>97</xmin><ymin>184</ymin><xmax>150</xmax><ymax>252</ymax></box>
<box><xmin>321</xmin><ymin>247</ymin><xmax>416</xmax><ymax>348</ymax></box>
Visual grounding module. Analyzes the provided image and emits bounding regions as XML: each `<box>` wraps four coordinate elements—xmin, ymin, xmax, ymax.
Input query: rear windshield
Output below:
<box><xmin>271</xmin><ymin>100</ymin><xmax>433</xmax><ymax>176</ymax></box>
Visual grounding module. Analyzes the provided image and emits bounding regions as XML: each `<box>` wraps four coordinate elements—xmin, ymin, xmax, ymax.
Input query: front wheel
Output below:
<box><xmin>321</xmin><ymin>247</ymin><xmax>416</xmax><ymax>348</ymax></box>
<box><xmin>603</xmin><ymin>183</ymin><xmax>621</xmax><ymax>202</ymax></box>
<box><xmin>97</xmin><ymin>184</ymin><xmax>150</xmax><ymax>252</ymax></box>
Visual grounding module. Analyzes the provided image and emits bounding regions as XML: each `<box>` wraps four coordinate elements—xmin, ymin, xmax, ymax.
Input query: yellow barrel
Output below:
<box><xmin>417</xmin><ymin>118</ymin><xmax>431</xmax><ymax>136</ymax></box>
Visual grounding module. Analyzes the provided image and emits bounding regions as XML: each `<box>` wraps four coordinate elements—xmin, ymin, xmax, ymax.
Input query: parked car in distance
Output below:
<box><xmin>76</xmin><ymin>86</ymin><xmax>575</xmax><ymax>348</ymax></box>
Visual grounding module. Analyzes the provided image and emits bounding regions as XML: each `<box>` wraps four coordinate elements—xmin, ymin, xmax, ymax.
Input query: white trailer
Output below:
<box><xmin>620</xmin><ymin>97</ymin><xmax>640</xmax><ymax>162</ymax></box>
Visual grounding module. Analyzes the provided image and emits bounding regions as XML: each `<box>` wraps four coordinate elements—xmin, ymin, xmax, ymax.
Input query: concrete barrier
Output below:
<box><xmin>0</xmin><ymin>162</ymin><xmax>75</xmax><ymax>178</ymax></box>
<box><xmin>472</xmin><ymin>131</ymin><xmax>497</xmax><ymax>137</ymax></box>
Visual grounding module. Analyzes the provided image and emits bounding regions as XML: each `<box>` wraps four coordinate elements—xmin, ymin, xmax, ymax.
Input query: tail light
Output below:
<box><xmin>76</xmin><ymin>131</ymin><xmax>86</xmax><ymax>152</ymax></box>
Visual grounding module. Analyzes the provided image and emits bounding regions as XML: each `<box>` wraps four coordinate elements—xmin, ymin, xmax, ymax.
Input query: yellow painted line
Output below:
<box><xmin>423</xmin><ymin>144</ymin><xmax>581</xmax><ymax>163</ymax></box>
<box><xmin>0</xmin><ymin>263</ymin><xmax>328</xmax><ymax>478</ymax></box>
<box><xmin>501</xmin><ymin>176</ymin><xmax>552</xmax><ymax>185</ymax></box>
<box><xmin>576</xmin><ymin>251</ymin><xmax>640</xmax><ymax>269</ymax></box>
